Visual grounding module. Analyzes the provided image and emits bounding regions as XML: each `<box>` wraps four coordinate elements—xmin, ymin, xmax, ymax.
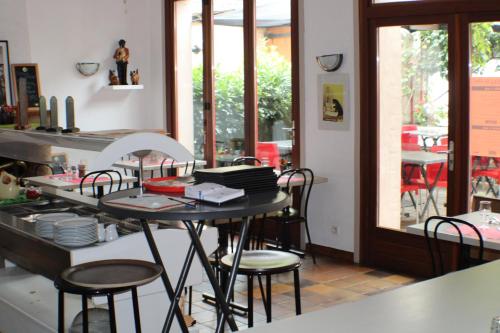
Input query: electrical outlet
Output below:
<box><xmin>331</xmin><ymin>225</ymin><xmax>338</xmax><ymax>235</ymax></box>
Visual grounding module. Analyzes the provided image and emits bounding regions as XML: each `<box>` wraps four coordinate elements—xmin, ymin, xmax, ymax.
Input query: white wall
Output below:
<box><xmin>301</xmin><ymin>0</ymin><xmax>357</xmax><ymax>253</ymax></box>
<box><xmin>0</xmin><ymin>0</ymin><xmax>165</xmax><ymax>131</ymax></box>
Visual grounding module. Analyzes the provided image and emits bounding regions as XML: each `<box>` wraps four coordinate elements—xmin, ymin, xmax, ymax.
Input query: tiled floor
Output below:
<box><xmin>187</xmin><ymin>254</ymin><xmax>418</xmax><ymax>332</ymax></box>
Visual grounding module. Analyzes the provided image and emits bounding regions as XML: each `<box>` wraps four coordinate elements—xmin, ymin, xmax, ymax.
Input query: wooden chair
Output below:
<box><xmin>424</xmin><ymin>216</ymin><xmax>484</xmax><ymax>277</ymax></box>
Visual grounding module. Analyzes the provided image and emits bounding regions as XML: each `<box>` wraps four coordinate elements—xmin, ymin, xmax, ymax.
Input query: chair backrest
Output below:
<box><xmin>424</xmin><ymin>216</ymin><xmax>484</xmax><ymax>277</ymax></box>
<box><xmin>401</xmin><ymin>132</ymin><xmax>418</xmax><ymax>144</ymax></box>
<box><xmin>160</xmin><ymin>159</ymin><xmax>196</xmax><ymax>177</ymax></box>
<box><xmin>278</xmin><ymin>168</ymin><xmax>314</xmax><ymax>218</ymax></box>
<box><xmin>402</xmin><ymin>124</ymin><xmax>418</xmax><ymax>132</ymax></box>
<box><xmin>79</xmin><ymin>170</ymin><xmax>123</xmax><ymax>198</ymax></box>
<box><xmin>231</xmin><ymin>156</ymin><xmax>261</xmax><ymax>166</ymax></box>
<box><xmin>256</xmin><ymin>142</ymin><xmax>280</xmax><ymax>168</ymax></box>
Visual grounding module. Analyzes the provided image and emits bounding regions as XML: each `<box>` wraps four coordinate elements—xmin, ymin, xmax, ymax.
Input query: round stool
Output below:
<box><xmin>55</xmin><ymin>259</ymin><xmax>163</xmax><ymax>333</ymax></box>
<box><xmin>220</xmin><ymin>250</ymin><xmax>301</xmax><ymax>327</ymax></box>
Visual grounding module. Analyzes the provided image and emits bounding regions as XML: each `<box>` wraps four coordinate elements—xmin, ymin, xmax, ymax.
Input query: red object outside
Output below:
<box><xmin>256</xmin><ymin>142</ymin><xmax>280</xmax><ymax>168</ymax></box>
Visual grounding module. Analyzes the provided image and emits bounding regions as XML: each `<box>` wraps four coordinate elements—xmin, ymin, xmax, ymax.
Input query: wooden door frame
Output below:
<box><xmin>359</xmin><ymin>0</ymin><xmax>500</xmax><ymax>276</ymax></box>
<box><xmin>164</xmin><ymin>0</ymin><xmax>301</xmax><ymax>168</ymax></box>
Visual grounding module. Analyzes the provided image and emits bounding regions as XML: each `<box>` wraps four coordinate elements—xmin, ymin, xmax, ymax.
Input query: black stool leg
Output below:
<box><xmin>108</xmin><ymin>294</ymin><xmax>117</xmax><ymax>333</ymax></box>
<box><xmin>58</xmin><ymin>290</ymin><xmax>64</xmax><ymax>333</ymax></box>
<box><xmin>293</xmin><ymin>269</ymin><xmax>301</xmax><ymax>315</ymax></box>
<box><xmin>266</xmin><ymin>275</ymin><xmax>272</xmax><ymax>323</ymax></box>
<box><xmin>81</xmin><ymin>296</ymin><xmax>89</xmax><ymax>333</ymax></box>
<box><xmin>131</xmin><ymin>287</ymin><xmax>142</xmax><ymax>333</ymax></box>
<box><xmin>188</xmin><ymin>286</ymin><xmax>193</xmax><ymax>315</ymax></box>
<box><xmin>247</xmin><ymin>275</ymin><xmax>254</xmax><ymax>327</ymax></box>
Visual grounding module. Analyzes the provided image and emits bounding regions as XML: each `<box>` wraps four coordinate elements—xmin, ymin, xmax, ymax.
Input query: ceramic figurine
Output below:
<box><xmin>130</xmin><ymin>69</ymin><xmax>140</xmax><ymax>85</ymax></box>
<box><xmin>109</xmin><ymin>70</ymin><xmax>120</xmax><ymax>85</ymax></box>
<box><xmin>113</xmin><ymin>39</ymin><xmax>129</xmax><ymax>85</ymax></box>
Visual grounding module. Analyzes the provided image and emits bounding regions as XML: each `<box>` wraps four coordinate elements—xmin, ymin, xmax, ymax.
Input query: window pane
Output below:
<box><xmin>377</xmin><ymin>24</ymin><xmax>449</xmax><ymax>231</ymax></box>
<box><xmin>256</xmin><ymin>0</ymin><xmax>292</xmax><ymax>170</ymax></box>
<box><xmin>469</xmin><ymin>22</ymin><xmax>500</xmax><ymax>205</ymax></box>
<box><xmin>175</xmin><ymin>0</ymin><xmax>204</xmax><ymax>160</ymax></box>
<box><xmin>213</xmin><ymin>0</ymin><xmax>245</xmax><ymax>166</ymax></box>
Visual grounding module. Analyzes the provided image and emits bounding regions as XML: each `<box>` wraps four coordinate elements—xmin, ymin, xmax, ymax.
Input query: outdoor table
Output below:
<box><xmin>99</xmin><ymin>188</ymin><xmax>290</xmax><ymax>333</ymax></box>
<box><xmin>407</xmin><ymin>211</ymin><xmax>500</xmax><ymax>251</ymax></box>
<box><xmin>402</xmin><ymin>151</ymin><xmax>447</xmax><ymax>219</ymax></box>
<box><xmin>407</xmin><ymin>128</ymin><xmax>447</xmax><ymax>150</ymax></box>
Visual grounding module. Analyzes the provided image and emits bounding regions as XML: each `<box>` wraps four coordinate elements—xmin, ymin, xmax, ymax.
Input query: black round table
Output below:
<box><xmin>99</xmin><ymin>189</ymin><xmax>290</xmax><ymax>333</ymax></box>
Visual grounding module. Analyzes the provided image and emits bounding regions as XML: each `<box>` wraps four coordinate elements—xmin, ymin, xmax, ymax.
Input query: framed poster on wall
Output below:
<box><xmin>11</xmin><ymin>63</ymin><xmax>41</xmax><ymax>111</ymax></box>
<box><xmin>318</xmin><ymin>73</ymin><xmax>349</xmax><ymax>130</ymax></box>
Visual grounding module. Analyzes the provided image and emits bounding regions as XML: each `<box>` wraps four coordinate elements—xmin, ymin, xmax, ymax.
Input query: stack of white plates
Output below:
<box><xmin>53</xmin><ymin>217</ymin><xmax>98</xmax><ymax>247</ymax></box>
<box><xmin>35</xmin><ymin>213</ymin><xmax>78</xmax><ymax>239</ymax></box>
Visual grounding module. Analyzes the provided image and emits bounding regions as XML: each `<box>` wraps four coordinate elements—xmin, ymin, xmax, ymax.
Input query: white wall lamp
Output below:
<box><xmin>75</xmin><ymin>62</ymin><xmax>100</xmax><ymax>76</ymax></box>
<box><xmin>316</xmin><ymin>53</ymin><xmax>343</xmax><ymax>72</ymax></box>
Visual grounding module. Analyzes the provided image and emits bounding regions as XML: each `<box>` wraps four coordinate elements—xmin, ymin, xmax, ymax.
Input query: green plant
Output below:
<box><xmin>192</xmin><ymin>45</ymin><xmax>292</xmax><ymax>149</ymax></box>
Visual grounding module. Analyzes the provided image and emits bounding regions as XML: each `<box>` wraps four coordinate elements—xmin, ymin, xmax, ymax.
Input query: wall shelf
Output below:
<box><xmin>105</xmin><ymin>84</ymin><xmax>144</xmax><ymax>90</ymax></box>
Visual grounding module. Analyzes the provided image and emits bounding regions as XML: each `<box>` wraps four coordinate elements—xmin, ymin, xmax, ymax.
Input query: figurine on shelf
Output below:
<box><xmin>130</xmin><ymin>69</ymin><xmax>140</xmax><ymax>85</ymax></box>
<box><xmin>108</xmin><ymin>70</ymin><xmax>120</xmax><ymax>86</ymax></box>
<box><xmin>113</xmin><ymin>39</ymin><xmax>129</xmax><ymax>85</ymax></box>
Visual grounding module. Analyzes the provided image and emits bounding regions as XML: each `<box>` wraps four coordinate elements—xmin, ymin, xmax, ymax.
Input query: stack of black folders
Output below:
<box><xmin>193</xmin><ymin>165</ymin><xmax>279</xmax><ymax>194</ymax></box>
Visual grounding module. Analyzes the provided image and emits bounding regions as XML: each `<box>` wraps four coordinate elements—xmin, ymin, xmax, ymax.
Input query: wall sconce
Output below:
<box><xmin>316</xmin><ymin>54</ymin><xmax>343</xmax><ymax>72</ymax></box>
<box><xmin>75</xmin><ymin>62</ymin><xmax>100</xmax><ymax>76</ymax></box>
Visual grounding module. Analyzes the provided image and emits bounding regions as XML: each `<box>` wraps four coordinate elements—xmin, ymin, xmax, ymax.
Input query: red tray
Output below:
<box><xmin>144</xmin><ymin>176</ymin><xmax>189</xmax><ymax>194</ymax></box>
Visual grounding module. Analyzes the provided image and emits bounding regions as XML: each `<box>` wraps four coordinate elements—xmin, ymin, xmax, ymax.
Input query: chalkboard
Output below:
<box><xmin>11</xmin><ymin>64</ymin><xmax>41</xmax><ymax>108</ymax></box>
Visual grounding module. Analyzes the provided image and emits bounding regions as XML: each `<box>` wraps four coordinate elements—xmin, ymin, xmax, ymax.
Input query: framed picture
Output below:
<box><xmin>11</xmin><ymin>63</ymin><xmax>41</xmax><ymax>111</ymax></box>
<box><xmin>0</xmin><ymin>41</ymin><xmax>13</xmax><ymax>106</ymax></box>
<box><xmin>318</xmin><ymin>73</ymin><xmax>349</xmax><ymax>130</ymax></box>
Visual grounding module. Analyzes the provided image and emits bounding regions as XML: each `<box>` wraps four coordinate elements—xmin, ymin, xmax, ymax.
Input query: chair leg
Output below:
<box><xmin>293</xmin><ymin>269</ymin><xmax>301</xmax><ymax>315</ymax></box>
<box><xmin>81</xmin><ymin>295</ymin><xmax>89</xmax><ymax>333</ymax></box>
<box><xmin>58</xmin><ymin>290</ymin><xmax>64</xmax><ymax>333</ymax></box>
<box><xmin>131</xmin><ymin>287</ymin><xmax>142</xmax><ymax>333</ymax></box>
<box><xmin>266</xmin><ymin>275</ymin><xmax>272</xmax><ymax>323</ymax></box>
<box><xmin>108</xmin><ymin>294</ymin><xmax>117</xmax><ymax>333</ymax></box>
<box><xmin>247</xmin><ymin>275</ymin><xmax>254</xmax><ymax>328</ymax></box>
<box><xmin>303</xmin><ymin>219</ymin><xmax>317</xmax><ymax>264</ymax></box>
<box><xmin>188</xmin><ymin>286</ymin><xmax>193</xmax><ymax>315</ymax></box>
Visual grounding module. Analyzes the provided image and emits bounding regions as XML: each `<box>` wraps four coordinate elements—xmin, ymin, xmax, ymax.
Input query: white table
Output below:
<box><xmin>407</xmin><ymin>211</ymin><xmax>500</xmax><ymax>251</ymax></box>
<box><xmin>25</xmin><ymin>174</ymin><xmax>136</xmax><ymax>191</ymax></box>
<box><xmin>245</xmin><ymin>260</ymin><xmax>500</xmax><ymax>333</ymax></box>
<box><xmin>402</xmin><ymin>151</ymin><xmax>448</xmax><ymax>218</ymax></box>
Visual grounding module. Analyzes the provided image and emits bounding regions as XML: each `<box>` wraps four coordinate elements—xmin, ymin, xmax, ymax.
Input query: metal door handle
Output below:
<box><xmin>448</xmin><ymin>140</ymin><xmax>454</xmax><ymax>171</ymax></box>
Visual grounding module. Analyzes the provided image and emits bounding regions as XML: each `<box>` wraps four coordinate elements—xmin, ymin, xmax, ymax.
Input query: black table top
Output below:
<box><xmin>98</xmin><ymin>189</ymin><xmax>290</xmax><ymax>221</ymax></box>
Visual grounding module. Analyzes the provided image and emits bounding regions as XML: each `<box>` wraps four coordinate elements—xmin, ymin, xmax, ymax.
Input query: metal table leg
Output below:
<box><xmin>420</xmin><ymin>162</ymin><xmax>444</xmax><ymax>219</ymax></box>
<box><xmin>183</xmin><ymin>220</ymin><xmax>241</xmax><ymax>332</ymax></box>
<box><xmin>215</xmin><ymin>216</ymin><xmax>251</xmax><ymax>333</ymax></box>
<box><xmin>162</xmin><ymin>221</ymin><xmax>205</xmax><ymax>333</ymax></box>
<box><xmin>139</xmin><ymin>219</ymin><xmax>189</xmax><ymax>333</ymax></box>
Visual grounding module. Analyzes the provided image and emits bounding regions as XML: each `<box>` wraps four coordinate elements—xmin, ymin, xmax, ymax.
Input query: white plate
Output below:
<box><xmin>35</xmin><ymin>213</ymin><xmax>78</xmax><ymax>223</ymax></box>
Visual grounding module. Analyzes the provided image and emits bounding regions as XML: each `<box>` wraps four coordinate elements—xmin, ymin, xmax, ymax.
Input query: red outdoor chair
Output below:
<box><xmin>256</xmin><ymin>142</ymin><xmax>280</xmax><ymax>169</ymax></box>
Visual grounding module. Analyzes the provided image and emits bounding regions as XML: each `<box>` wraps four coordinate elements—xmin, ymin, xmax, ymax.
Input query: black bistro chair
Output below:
<box><xmin>219</xmin><ymin>250</ymin><xmax>301</xmax><ymax>328</ymax></box>
<box><xmin>231</xmin><ymin>156</ymin><xmax>261</xmax><ymax>166</ymax></box>
<box><xmin>265</xmin><ymin>168</ymin><xmax>316</xmax><ymax>264</ymax></box>
<box><xmin>424</xmin><ymin>216</ymin><xmax>484</xmax><ymax>277</ymax></box>
<box><xmin>160</xmin><ymin>158</ymin><xmax>196</xmax><ymax>177</ymax></box>
<box><xmin>79</xmin><ymin>170</ymin><xmax>123</xmax><ymax>198</ymax></box>
<box><xmin>55</xmin><ymin>259</ymin><xmax>162</xmax><ymax>333</ymax></box>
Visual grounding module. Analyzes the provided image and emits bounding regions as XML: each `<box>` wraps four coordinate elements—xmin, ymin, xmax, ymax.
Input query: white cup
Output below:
<box><xmin>105</xmin><ymin>224</ymin><xmax>119</xmax><ymax>242</ymax></box>
<box><xmin>97</xmin><ymin>224</ymin><xmax>105</xmax><ymax>242</ymax></box>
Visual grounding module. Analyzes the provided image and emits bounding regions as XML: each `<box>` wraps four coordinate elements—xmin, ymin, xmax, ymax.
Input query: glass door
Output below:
<box><xmin>377</xmin><ymin>23</ymin><xmax>450</xmax><ymax>231</ymax></box>
<box><xmin>468</xmin><ymin>20</ymin><xmax>500</xmax><ymax>207</ymax></box>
